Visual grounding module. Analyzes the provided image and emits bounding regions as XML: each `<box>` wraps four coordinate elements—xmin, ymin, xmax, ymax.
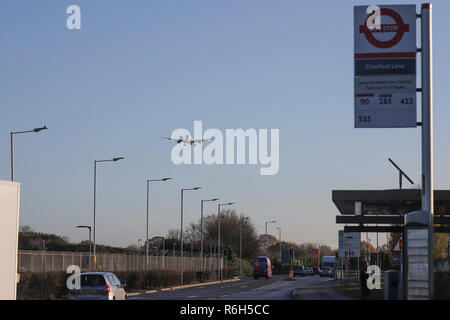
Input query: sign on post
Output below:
<box><xmin>338</xmin><ymin>231</ymin><xmax>361</xmax><ymax>258</ymax></box>
<box><xmin>354</xmin><ymin>5</ymin><xmax>417</xmax><ymax>128</ymax></box>
<box><xmin>392</xmin><ymin>235</ymin><xmax>403</xmax><ymax>252</ymax></box>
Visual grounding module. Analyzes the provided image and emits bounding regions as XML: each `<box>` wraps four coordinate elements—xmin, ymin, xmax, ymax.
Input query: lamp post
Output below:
<box><xmin>276</xmin><ymin>226</ymin><xmax>282</xmax><ymax>263</ymax></box>
<box><xmin>146</xmin><ymin>178</ymin><xmax>171</xmax><ymax>269</ymax></box>
<box><xmin>240</xmin><ymin>217</ymin><xmax>249</xmax><ymax>276</ymax></box>
<box><xmin>264</xmin><ymin>220</ymin><xmax>277</xmax><ymax>256</ymax></box>
<box><xmin>76</xmin><ymin>225</ymin><xmax>92</xmax><ymax>270</ymax></box>
<box><xmin>180</xmin><ymin>187</ymin><xmax>201</xmax><ymax>285</ymax></box>
<box><xmin>10</xmin><ymin>126</ymin><xmax>48</xmax><ymax>181</ymax></box>
<box><xmin>218</xmin><ymin>202</ymin><xmax>234</xmax><ymax>281</ymax></box>
<box><xmin>93</xmin><ymin>157</ymin><xmax>124</xmax><ymax>270</ymax></box>
<box><xmin>151</xmin><ymin>236</ymin><xmax>165</xmax><ymax>269</ymax></box>
<box><xmin>200</xmin><ymin>198</ymin><xmax>218</xmax><ymax>269</ymax></box>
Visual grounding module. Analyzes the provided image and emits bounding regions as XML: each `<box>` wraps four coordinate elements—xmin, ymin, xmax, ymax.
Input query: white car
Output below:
<box><xmin>69</xmin><ymin>272</ymin><xmax>127</xmax><ymax>300</ymax></box>
<box><xmin>303</xmin><ymin>267</ymin><xmax>314</xmax><ymax>276</ymax></box>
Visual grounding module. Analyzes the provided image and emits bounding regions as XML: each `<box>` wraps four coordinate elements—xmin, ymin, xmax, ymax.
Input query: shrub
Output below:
<box><xmin>17</xmin><ymin>269</ymin><xmax>225</xmax><ymax>299</ymax></box>
<box><xmin>17</xmin><ymin>271</ymin><xmax>69</xmax><ymax>300</ymax></box>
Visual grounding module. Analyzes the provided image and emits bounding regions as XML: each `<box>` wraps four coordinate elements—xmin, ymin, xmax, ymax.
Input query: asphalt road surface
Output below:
<box><xmin>129</xmin><ymin>275</ymin><xmax>342</xmax><ymax>300</ymax></box>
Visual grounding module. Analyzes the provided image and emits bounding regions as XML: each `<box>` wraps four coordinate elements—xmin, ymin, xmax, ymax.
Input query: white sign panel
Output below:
<box><xmin>407</xmin><ymin>229</ymin><xmax>429</xmax><ymax>299</ymax></box>
<box><xmin>338</xmin><ymin>231</ymin><xmax>361</xmax><ymax>257</ymax></box>
<box><xmin>354</xmin><ymin>5</ymin><xmax>417</xmax><ymax>128</ymax></box>
<box><xmin>0</xmin><ymin>180</ymin><xmax>20</xmax><ymax>300</ymax></box>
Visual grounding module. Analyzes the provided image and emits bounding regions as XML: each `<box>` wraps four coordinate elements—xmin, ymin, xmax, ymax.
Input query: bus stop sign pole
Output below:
<box><xmin>420</xmin><ymin>3</ymin><xmax>433</xmax><ymax>300</ymax></box>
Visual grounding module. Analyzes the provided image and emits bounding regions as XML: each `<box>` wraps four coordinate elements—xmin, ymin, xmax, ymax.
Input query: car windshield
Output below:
<box><xmin>80</xmin><ymin>275</ymin><xmax>106</xmax><ymax>287</ymax></box>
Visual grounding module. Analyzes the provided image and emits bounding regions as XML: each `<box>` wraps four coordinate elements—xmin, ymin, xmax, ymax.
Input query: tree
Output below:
<box><xmin>434</xmin><ymin>233</ymin><xmax>450</xmax><ymax>264</ymax></box>
<box><xmin>19</xmin><ymin>225</ymin><xmax>33</xmax><ymax>233</ymax></box>
<box><xmin>258</xmin><ymin>234</ymin><xmax>278</xmax><ymax>249</ymax></box>
<box><xmin>166</xmin><ymin>229</ymin><xmax>181</xmax><ymax>241</ymax></box>
<box><xmin>198</xmin><ymin>209</ymin><xmax>261</xmax><ymax>259</ymax></box>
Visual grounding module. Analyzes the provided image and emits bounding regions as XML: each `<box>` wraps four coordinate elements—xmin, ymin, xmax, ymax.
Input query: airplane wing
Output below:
<box><xmin>161</xmin><ymin>136</ymin><xmax>181</xmax><ymax>142</ymax></box>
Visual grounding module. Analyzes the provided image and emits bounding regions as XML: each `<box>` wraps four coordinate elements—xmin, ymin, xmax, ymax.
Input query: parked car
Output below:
<box><xmin>304</xmin><ymin>267</ymin><xmax>314</xmax><ymax>276</ymax></box>
<box><xmin>69</xmin><ymin>272</ymin><xmax>127</xmax><ymax>300</ymax></box>
<box><xmin>253</xmin><ymin>256</ymin><xmax>272</xmax><ymax>279</ymax></box>
<box><xmin>312</xmin><ymin>267</ymin><xmax>321</xmax><ymax>275</ymax></box>
<box><xmin>329</xmin><ymin>268</ymin><xmax>336</xmax><ymax>278</ymax></box>
<box><xmin>320</xmin><ymin>267</ymin><xmax>331</xmax><ymax>277</ymax></box>
<box><xmin>293</xmin><ymin>265</ymin><xmax>305</xmax><ymax>277</ymax></box>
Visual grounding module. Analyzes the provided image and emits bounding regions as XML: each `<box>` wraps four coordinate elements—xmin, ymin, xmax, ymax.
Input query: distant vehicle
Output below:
<box><xmin>312</xmin><ymin>267</ymin><xmax>321</xmax><ymax>275</ymax></box>
<box><xmin>329</xmin><ymin>268</ymin><xmax>336</xmax><ymax>278</ymax></box>
<box><xmin>304</xmin><ymin>267</ymin><xmax>314</xmax><ymax>276</ymax></box>
<box><xmin>320</xmin><ymin>267</ymin><xmax>331</xmax><ymax>277</ymax></box>
<box><xmin>69</xmin><ymin>272</ymin><xmax>127</xmax><ymax>300</ymax></box>
<box><xmin>321</xmin><ymin>256</ymin><xmax>337</xmax><ymax>270</ymax></box>
<box><xmin>253</xmin><ymin>256</ymin><xmax>272</xmax><ymax>279</ymax></box>
<box><xmin>293</xmin><ymin>265</ymin><xmax>305</xmax><ymax>277</ymax></box>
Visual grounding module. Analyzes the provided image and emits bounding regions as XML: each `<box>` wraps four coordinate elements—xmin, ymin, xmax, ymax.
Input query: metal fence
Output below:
<box><xmin>18</xmin><ymin>250</ymin><xmax>222</xmax><ymax>275</ymax></box>
<box><xmin>336</xmin><ymin>270</ymin><xmax>385</xmax><ymax>281</ymax></box>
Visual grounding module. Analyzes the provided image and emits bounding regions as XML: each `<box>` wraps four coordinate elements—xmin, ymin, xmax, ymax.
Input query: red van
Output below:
<box><xmin>253</xmin><ymin>256</ymin><xmax>272</xmax><ymax>279</ymax></box>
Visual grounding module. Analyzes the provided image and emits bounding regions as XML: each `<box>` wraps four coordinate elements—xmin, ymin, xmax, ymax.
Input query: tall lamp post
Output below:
<box><xmin>200</xmin><ymin>198</ymin><xmax>219</xmax><ymax>269</ymax></box>
<box><xmin>76</xmin><ymin>225</ymin><xmax>92</xmax><ymax>270</ymax></box>
<box><xmin>151</xmin><ymin>236</ymin><xmax>165</xmax><ymax>269</ymax></box>
<box><xmin>10</xmin><ymin>126</ymin><xmax>48</xmax><ymax>181</ymax></box>
<box><xmin>240</xmin><ymin>216</ymin><xmax>249</xmax><ymax>276</ymax></box>
<box><xmin>146</xmin><ymin>178</ymin><xmax>171</xmax><ymax>269</ymax></box>
<box><xmin>181</xmin><ymin>187</ymin><xmax>201</xmax><ymax>285</ymax></box>
<box><xmin>218</xmin><ymin>202</ymin><xmax>234</xmax><ymax>281</ymax></box>
<box><xmin>93</xmin><ymin>157</ymin><xmax>124</xmax><ymax>270</ymax></box>
<box><xmin>264</xmin><ymin>220</ymin><xmax>277</xmax><ymax>256</ymax></box>
<box><xmin>276</xmin><ymin>226</ymin><xmax>282</xmax><ymax>263</ymax></box>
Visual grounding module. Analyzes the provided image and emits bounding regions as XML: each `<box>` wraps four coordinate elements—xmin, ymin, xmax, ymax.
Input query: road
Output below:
<box><xmin>129</xmin><ymin>275</ymin><xmax>344</xmax><ymax>300</ymax></box>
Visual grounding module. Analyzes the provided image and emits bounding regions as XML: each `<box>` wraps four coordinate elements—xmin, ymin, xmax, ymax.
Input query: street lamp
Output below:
<box><xmin>276</xmin><ymin>226</ymin><xmax>282</xmax><ymax>263</ymax></box>
<box><xmin>264</xmin><ymin>220</ymin><xmax>277</xmax><ymax>256</ymax></box>
<box><xmin>181</xmin><ymin>187</ymin><xmax>201</xmax><ymax>285</ymax></box>
<box><xmin>10</xmin><ymin>125</ymin><xmax>48</xmax><ymax>181</ymax></box>
<box><xmin>76</xmin><ymin>225</ymin><xmax>92</xmax><ymax>270</ymax></box>
<box><xmin>240</xmin><ymin>217</ymin><xmax>250</xmax><ymax>276</ymax></box>
<box><xmin>93</xmin><ymin>157</ymin><xmax>124</xmax><ymax>270</ymax></box>
<box><xmin>218</xmin><ymin>202</ymin><xmax>234</xmax><ymax>281</ymax></box>
<box><xmin>200</xmin><ymin>198</ymin><xmax>219</xmax><ymax>267</ymax></box>
<box><xmin>146</xmin><ymin>178</ymin><xmax>171</xmax><ymax>269</ymax></box>
<box><xmin>152</xmin><ymin>236</ymin><xmax>165</xmax><ymax>269</ymax></box>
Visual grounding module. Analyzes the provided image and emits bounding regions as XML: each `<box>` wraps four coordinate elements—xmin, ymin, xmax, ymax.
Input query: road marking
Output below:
<box><xmin>187</xmin><ymin>295</ymin><xmax>198</xmax><ymax>299</ymax></box>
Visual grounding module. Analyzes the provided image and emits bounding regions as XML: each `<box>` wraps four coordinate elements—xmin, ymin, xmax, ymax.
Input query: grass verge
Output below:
<box><xmin>334</xmin><ymin>280</ymin><xmax>384</xmax><ymax>300</ymax></box>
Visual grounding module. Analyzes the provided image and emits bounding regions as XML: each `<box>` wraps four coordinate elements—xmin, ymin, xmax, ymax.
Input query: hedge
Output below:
<box><xmin>435</xmin><ymin>271</ymin><xmax>450</xmax><ymax>299</ymax></box>
<box><xmin>17</xmin><ymin>268</ymin><xmax>234</xmax><ymax>300</ymax></box>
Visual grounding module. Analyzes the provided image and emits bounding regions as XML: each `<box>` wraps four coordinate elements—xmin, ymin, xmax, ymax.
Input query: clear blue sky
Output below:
<box><xmin>1</xmin><ymin>1</ymin><xmax>448</xmax><ymax>249</ymax></box>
